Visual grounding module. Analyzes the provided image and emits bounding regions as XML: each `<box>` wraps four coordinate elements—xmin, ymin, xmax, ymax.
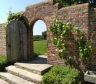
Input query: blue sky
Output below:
<box><xmin>0</xmin><ymin>0</ymin><xmax>47</xmax><ymax>35</ymax></box>
<box><xmin>33</xmin><ymin>20</ymin><xmax>47</xmax><ymax>35</ymax></box>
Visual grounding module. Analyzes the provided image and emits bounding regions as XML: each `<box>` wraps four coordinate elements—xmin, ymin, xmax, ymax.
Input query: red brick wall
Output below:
<box><xmin>89</xmin><ymin>7</ymin><xmax>96</xmax><ymax>66</ymax></box>
<box><xmin>24</xmin><ymin>2</ymin><xmax>90</xmax><ymax>72</ymax></box>
<box><xmin>0</xmin><ymin>24</ymin><xmax>6</xmax><ymax>56</ymax></box>
<box><xmin>1</xmin><ymin>1</ymin><xmax>96</xmax><ymax>72</ymax></box>
<box><xmin>57</xmin><ymin>3</ymin><xmax>89</xmax><ymax>37</ymax></box>
<box><xmin>57</xmin><ymin>3</ymin><xmax>89</xmax><ymax>71</ymax></box>
<box><xmin>24</xmin><ymin>1</ymin><xmax>59</xmax><ymax>62</ymax></box>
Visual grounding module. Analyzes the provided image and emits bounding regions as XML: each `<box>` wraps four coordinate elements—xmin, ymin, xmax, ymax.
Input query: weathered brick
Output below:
<box><xmin>0</xmin><ymin>1</ymin><xmax>96</xmax><ymax>72</ymax></box>
<box><xmin>0</xmin><ymin>23</ymin><xmax>6</xmax><ymax>56</ymax></box>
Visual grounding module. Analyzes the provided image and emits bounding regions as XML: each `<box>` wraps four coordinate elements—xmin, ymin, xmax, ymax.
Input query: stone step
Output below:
<box><xmin>6</xmin><ymin>66</ymin><xmax>42</xmax><ymax>84</ymax></box>
<box><xmin>0</xmin><ymin>72</ymin><xmax>34</xmax><ymax>84</ymax></box>
<box><xmin>15</xmin><ymin>63</ymin><xmax>52</xmax><ymax>75</ymax></box>
<box><xmin>0</xmin><ymin>78</ymin><xmax>9</xmax><ymax>84</ymax></box>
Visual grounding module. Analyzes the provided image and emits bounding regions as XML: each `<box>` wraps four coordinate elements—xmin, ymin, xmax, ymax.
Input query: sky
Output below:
<box><xmin>0</xmin><ymin>0</ymin><xmax>47</xmax><ymax>35</ymax></box>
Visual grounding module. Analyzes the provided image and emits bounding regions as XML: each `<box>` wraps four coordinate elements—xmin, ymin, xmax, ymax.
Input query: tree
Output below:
<box><xmin>53</xmin><ymin>0</ymin><xmax>78</xmax><ymax>7</ymax></box>
<box><xmin>42</xmin><ymin>31</ymin><xmax>47</xmax><ymax>40</ymax></box>
<box><xmin>33</xmin><ymin>35</ymin><xmax>43</xmax><ymax>41</ymax></box>
<box><xmin>53</xmin><ymin>0</ymin><xmax>96</xmax><ymax>7</ymax></box>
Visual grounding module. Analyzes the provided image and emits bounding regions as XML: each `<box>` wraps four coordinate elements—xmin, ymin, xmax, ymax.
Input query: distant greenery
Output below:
<box><xmin>33</xmin><ymin>35</ymin><xmax>44</xmax><ymax>41</ymax></box>
<box><xmin>43</xmin><ymin>66</ymin><xmax>81</xmax><ymax>84</ymax></box>
<box><xmin>53</xmin><ymin>0</ymin><xmax>96</xmax><ymax>8</ymax></box>
<box><xmin>33</xmin><ymin>31</ymin><xmax>47</xmax><ymax>41</ymax></box>
<box><xmin>42</xmin><ymin>31</ymin><xmax>47</xmax><ymax>40</ymax></box>
<box><xmin>34</xmin><ymin>40</ymin><xmax>47</xmax><ymax>55</ymax></box>
<box><xmin>53</xmin><ymin>0</ymin><xmax>78</xmax><ymax>7</ymax></box>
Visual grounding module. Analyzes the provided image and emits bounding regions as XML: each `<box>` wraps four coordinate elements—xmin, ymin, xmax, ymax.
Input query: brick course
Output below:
<box><xmin>24</xmin><ymin>2</ymin><xmax>90</xmax><ymax>71</ymax></box>
<box><xmin>0</xmin><ymin>1</ymin><xmax>96</xmax><ymax>72</ymax></box>
<box><xmin>0</xmin><ymin>24</ymin><xmax>6</xmax><ymax>56</ymax></box>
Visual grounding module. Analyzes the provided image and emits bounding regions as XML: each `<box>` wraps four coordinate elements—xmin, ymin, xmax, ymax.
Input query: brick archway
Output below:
<box><xmin>23</xmin><ymin>1</ymin><xmax>59</xmax><ymax>64</ymax></box>
<box><xmin>26</xmin><ymin>18</ymin><xmax>49</xmax><ymax>60</ymax></box>
<box><xmin>23</xmin><ymin>1</ymin><xmax>90</xmax><ymax>66</ymax></box>
<box><xmin>31</xmin><ymin>19</ymin><xmax>47</xmax><ymax>55</ymax></box>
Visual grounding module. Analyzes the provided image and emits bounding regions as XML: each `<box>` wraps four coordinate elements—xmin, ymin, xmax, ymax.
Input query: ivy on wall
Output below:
<box><xmin>7</xmin><ymin>11</ymin><xmax>28</xmax><ymax>27</ymax></box>
<box><xmin>50</xmin><ymin>20</ymin><xmax>92</xmax><ymax>65</ymax></box>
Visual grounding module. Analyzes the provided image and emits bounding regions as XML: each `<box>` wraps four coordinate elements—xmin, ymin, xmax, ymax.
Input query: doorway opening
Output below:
<box><xmin>32</xmin><ymin>20</ymin><xmax>47</xmax><ymax>56</ymax></box>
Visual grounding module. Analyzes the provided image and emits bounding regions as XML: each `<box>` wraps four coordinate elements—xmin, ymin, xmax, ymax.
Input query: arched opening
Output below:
<box><xmin>32</xmin><ymin>20</ymin><xmax>47</xmax><ymax>57</ymax></box>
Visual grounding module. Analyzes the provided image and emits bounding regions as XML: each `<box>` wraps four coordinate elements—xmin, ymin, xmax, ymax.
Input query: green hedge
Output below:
<box><xmin>0</xmin><ymin>56</ymin><xmax>14</xmax><ymax>71</ymax></box>
<box><xmin>43</xmin><ymin>66</ymin><xmax>81</xmax><ymax>84</ymax></box>
<box><xmin>0</xmin><ymin>56</ymin><xmax>7</xmax><ymax>71</ymax></box>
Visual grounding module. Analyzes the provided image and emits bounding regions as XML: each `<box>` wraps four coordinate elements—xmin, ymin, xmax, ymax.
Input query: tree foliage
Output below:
<box><xmin>42</xmin><ymin>31</ymin><xmax>47</xmax><ymax>40</ymax></box>
<box><xmin>50</xmin><ymin>20</ymin><xmax>92</xmax><ymax>66</ymax></box>
<box><xmin>53</xmin><ymin>0</ymin><xmax>96</xmax><ymax>8</ymax></box>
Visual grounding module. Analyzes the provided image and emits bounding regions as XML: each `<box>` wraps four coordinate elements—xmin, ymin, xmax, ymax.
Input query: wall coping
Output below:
<box><xmin>58</xmin><ymin>3</ymin><xmax>89</xmax><ymax>11</ymax></box>
<box><xmin>26</xmin><ymin>0</ymin><xmax>53</xmax><ymax>9</ymax></box>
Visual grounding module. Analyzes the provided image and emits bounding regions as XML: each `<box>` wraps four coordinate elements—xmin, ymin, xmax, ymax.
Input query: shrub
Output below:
<box><xmin>43</xmin><ymin>66</ymin><xmax>81</xmax><ymax>84</ymax></box>
<box><xmin>0</xmin><ymin>56</ymin><xmax>14</xmax><ymax>71</ymax></box>
<box><xmin>0</xmin><ymin>56</ymin><xmax>7</xmax><ymax>71</ymax></box>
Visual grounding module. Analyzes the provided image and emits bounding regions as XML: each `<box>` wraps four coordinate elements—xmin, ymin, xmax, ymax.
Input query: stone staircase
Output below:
<box><xmin>0</xmin><ymin>56</ymin><xmax>52</xmax><ymax>84</ymax></box>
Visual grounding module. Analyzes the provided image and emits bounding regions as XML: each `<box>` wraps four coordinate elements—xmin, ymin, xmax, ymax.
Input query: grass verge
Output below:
<box><xmin>33</xmin><ymin>40</ymin><xmax>47</xmax><ymax>55</ymax></box>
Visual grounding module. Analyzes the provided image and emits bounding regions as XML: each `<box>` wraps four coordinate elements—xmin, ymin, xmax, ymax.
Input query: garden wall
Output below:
<box><xmin>24</xmin><ymin>1</ymin><xmax>90</xmax><ymax>72</ymax></box>
<box><xmin>57</xmin><ymin>3</ymin><xmax>89</xmax><ymax>71</ymax></box>
<box><xmin>0</xmin><ymin>0</ymin><xmax>96</xmax><ymax>72</ymax></box>
<box><xmin>89</xmin><ymin>7</ymin><xmax>96</xmax><ymax>67</ymax></box>
<box><xmin>0</xmin><ymin>24</ymin><xmax>6</xmax><ymax>56</ymax></box>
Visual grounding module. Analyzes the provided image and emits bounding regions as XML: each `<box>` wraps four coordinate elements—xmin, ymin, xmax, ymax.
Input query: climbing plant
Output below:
<box><xmin>7</xmin><ymin>11</ymin><xmax>28</xmax><ymax>27</ymax></box>
<box><xmin>50</xmin><ymin>20</ymin><xmax>92</xmax><ymax>65</ymax></box>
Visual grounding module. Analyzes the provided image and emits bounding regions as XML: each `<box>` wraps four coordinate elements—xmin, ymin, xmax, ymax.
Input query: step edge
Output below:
<box><xmin>15</xmin><ymin>64</ymin><xmax>42</xmax><ymax>75</ymax></box>
<box><xmin>15</xmin><ymin>63</ymin><xmax>52</xmax><ymax>75</ymax></box>
<box><xmin>6</xmin><ymin>67</ymin><xmax>42</xmax><ymax>83</ymax></box>
<box><xmin>0</xmin><ymin>73</ymin><xmax>35</xmax><ymax>84</ymax></box>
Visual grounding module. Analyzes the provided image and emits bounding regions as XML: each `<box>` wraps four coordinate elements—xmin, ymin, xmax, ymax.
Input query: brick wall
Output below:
<box><xmin>57</xmin><ymin>3</ymin><xmax>89</xmax><ymax>37</ymax></box>
<box><xmin>24</xmin><ymin>2</ymin><xmax>90</xmax><ymax>71</ymax></box>
<box><xmin>0</xmin><ymin>1</ymin><xmax>96</xmax><ymax>72</ymax></box>
<box><xmin>89</xmin><ymin>7</ymin><xmax>96</xmax><ymax>67</ymax></box>
<box><xmin>57</xmin><ymin>3</ymin><xmax>89</xmax><ymax>71</ymax></box>
<box><xmin>0</xmin><ymin>24</ymin><xmax>6</xmax><ymax>56</ymax></box>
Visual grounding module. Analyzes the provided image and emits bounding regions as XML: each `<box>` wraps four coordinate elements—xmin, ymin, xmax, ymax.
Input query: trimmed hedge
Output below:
<box><xmin>43</xmin><ymin>66</ymin><xmax>81</xmax><ymax>84</ymax></box>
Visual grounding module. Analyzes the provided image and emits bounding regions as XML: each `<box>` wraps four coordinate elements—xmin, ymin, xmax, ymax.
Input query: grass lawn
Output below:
<box><xmin>0</xmin><ymin>56</ymin><xmax>6</xmax><ymax>63</ymax></box>
<box><xmin>33</xmin><ymin>40</ymin><xmax>47</xmax><ymax>55</ymax></box>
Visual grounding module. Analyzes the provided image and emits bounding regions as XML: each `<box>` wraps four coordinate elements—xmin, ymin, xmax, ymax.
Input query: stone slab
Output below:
<box><xmin>0</xmin><ymin>72</ymin><xmax>34</xmax><ymax>84</ymax></box>
<box><xmin>6</xmin><ymin>66</ymin><xmax>42</xmax><ymax>83</ymax></box>
<box><xmin>15</xmin><ymin>63</ymin><xmax>52</xmax><ymax>75</ymax></box>
<box><xmin>0</xmin><ymin>79</ymin><xmax>9</xmax><ymax>84</ymax></box>
<box><xmin>84</xmin><ymin>71</ymin><xmax>96</xmax><ymax>84</ymax></box>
